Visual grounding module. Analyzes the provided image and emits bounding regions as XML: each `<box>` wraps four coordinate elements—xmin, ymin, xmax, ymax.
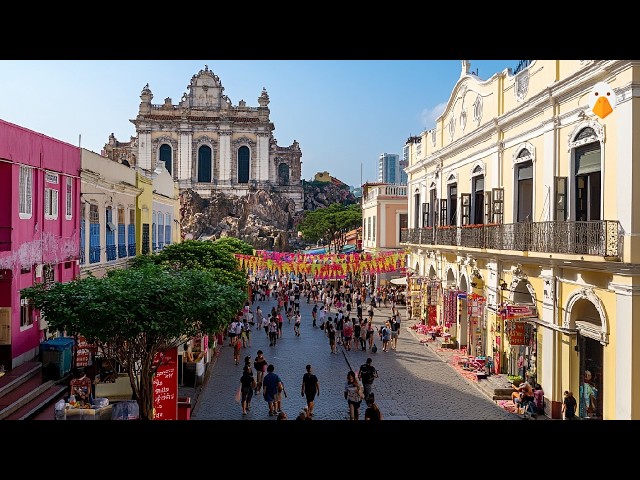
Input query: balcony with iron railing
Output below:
<box><xmin>128</xmin><ymin>243</ymin><xmax>136</xmax><ymax>257</ymax></box>
<box><xmin>400</xmin><ymin>220</ymin><xmax>623</xmax><ymax>259</ymax></box>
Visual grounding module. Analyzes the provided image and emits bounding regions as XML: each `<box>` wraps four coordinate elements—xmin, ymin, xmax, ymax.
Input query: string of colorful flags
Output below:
<box><xmin>234</xmin><ymin>250</ymin><xmax>409</xmax><ymax>280</ymax></box>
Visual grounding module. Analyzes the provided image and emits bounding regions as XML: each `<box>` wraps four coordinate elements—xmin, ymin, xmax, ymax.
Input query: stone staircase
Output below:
<box><xmin>0</xmin><ymin>362</ymin><xmax>69</xmax><ymax>420</ymax></box>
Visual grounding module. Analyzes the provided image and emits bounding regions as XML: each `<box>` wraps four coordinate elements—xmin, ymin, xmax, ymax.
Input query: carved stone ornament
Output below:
<box><xmin>515</xmin><ymin>68</ymin><xmax>530</xmax><ymax>101</ymax></box>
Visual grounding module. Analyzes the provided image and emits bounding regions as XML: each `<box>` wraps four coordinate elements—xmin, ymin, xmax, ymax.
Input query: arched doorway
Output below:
<box><xmin>573</xmin><ymin>298</ymin><xmax>604</xmax><ymax>419</ymax></box>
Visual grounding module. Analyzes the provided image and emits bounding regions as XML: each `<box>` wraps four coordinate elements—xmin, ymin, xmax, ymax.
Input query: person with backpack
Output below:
<box><xmin>358</xmin><ymin>357</ymin><xmax>378</xmax><ymax>400</ymax></box>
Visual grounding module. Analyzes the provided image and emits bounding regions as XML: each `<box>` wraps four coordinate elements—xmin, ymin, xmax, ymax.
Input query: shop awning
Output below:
<box><xmin>390</xmin><ymin>277</ymin><xmax>407</xmax><ymax>285</ymax></box>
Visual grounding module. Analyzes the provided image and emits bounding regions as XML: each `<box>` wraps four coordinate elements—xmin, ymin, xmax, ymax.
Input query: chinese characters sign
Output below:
<box><xmin>153</xmin><ymin>347</ymin><xmax>178</xmax><ymax>420</ymax></box>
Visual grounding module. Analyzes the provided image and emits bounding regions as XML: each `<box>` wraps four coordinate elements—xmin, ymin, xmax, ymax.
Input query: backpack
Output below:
<box><xmin>371</xmin><ymin>343</ymin><xmax>378</xmax><ymax>353</ymax></box>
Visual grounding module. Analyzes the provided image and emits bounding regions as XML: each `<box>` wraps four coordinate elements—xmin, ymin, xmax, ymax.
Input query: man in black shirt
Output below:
<box><xmin>301</xmin><ymin>364</ymin><xmax>320</xmax><ymax>417</ymax></box>
<box><xmin>358</xmin><ymin>357</ymin><xmax>378</xmax><ymax>400</ymax></box>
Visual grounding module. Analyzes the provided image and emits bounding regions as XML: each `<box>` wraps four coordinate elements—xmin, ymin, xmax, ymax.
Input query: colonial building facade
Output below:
<box><xmin>103</xmin><ymin>65</ymin><xmax>304</xmax><ymax>211</ymax></box>
<box><xmin>402</xmin><ymin>60</ymin><xmax>640</xmax><ymax>420</ymax></box>
<box><xmin>0</xmin><ymin>119</ymin><xmax>81</xmax><ymax>369</ymax></box>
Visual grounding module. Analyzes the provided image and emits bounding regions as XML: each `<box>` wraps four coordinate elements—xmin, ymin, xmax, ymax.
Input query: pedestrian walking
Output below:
<box><xmin>390</xmin><ymin>315</ymin><xmax>400</xmax><ymax>350</ymax></box>
<box><xmin>562</xmin><ymin>390</ymin><xmax>577</xmax><ymax>420</ymax></box>
<box><xmin>364</xmin><ymin>392</ymin><xmax>383</xmax><ymax>420</ymax></box>
<box><xmin>381</xmin><ymin>321</ymin><xmax>392</xmax><ymax>352</ymax></box>
<box><xmin>366</xmin><ymin>320</ymin><xmax>375</xmax><ymax>351</ymax></box>
<box><xmin>358</xmin><ymin>357</ymin><xmax>379</xmax><ymax>400</ymax></box>
<box><xmin>344</xmin><ymin>370</ymin><xmax>365</xmax><ymax>420</ymax></box>
<box><xmin>233</xmin><ymin>338</ymin><xmax>242</xmax><ymax>365</ymax></box>
<box><xmin>312</xmin><ymin>304</ymin><xmax>318</xmax><ymax>327</ymax></box>
<box><xmin>294</xmin><ymin>312</ymin><xmax>301</xmax><ymax>336</ymax></box>
<box><xmin>326</xmin><ymin>318</ymin><xmax>337</xmax><ymax>354</ymax></box>
<box><xmin>253</xmin><ymin>350</ymin><xmax>267</xmax><ymax>394</ymax></box>
<box><xmin>262</xmin><ymin>314</ymin><xmax>270</xmax><ymax>337</ymax></box>
<box><xmin>239</xmin><ymin>365</ymin><xmax>256</xmax><ymax>416</ymax></box>
<box><xmin>359</xmin><ymin>317</ymin><xmax>367</xmax><ymax>351</ymax></box>
<box><xmin>301</xmin><ymin>364</ymin><xmax>319</xmax><ymax>418</ymax></box>
<box><xmin>268</xmin><ymin>317</ymin><xmax>278</xmax><ymax>346</ymax></box>
<box><xmin>262</xmin><ymin>364</ymin><xmax>285</xmax><ymax>417</ymax></box>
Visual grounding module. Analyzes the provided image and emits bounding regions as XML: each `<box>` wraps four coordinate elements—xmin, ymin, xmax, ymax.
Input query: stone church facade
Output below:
<box><xmin>103</xmin><ymin>65</ymin><xmax>304</xmax><ymax>211</ymax></box>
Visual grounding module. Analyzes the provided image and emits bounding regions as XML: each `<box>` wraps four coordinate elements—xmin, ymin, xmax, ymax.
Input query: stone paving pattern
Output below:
<box><xmin>187</xmin><ymin>296</ymin><xmax>521</xmax><ymax>421</ymax></box>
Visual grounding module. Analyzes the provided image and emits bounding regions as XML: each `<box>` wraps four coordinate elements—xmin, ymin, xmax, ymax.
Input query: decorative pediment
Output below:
<box><xmin>232</xmin><ymin>136</ymin><xmax>256</xmax><ymax>149</ymax></box>
<box><xmin>568</xmin><ymin>120</ymin><xmax>604</xmax><ymax>150</ymax></box>
<box><xmin>512</xmin><ymin>142</ymin><xmax>536</xmax><ymax>167</ymax></box>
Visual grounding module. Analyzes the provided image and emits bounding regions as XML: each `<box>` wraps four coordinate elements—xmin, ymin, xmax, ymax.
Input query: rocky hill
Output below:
<box><xmin>179</xmin><ymin>178</ymin><xmax>358</xmax><ymax>251</ymax></box>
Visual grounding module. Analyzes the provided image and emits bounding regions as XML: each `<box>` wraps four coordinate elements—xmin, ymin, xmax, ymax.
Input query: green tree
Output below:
<box><xmin>213</xmin><ymin>237</ymin><xmax>255</xmax><ymax>256</ymax></box>
<box><xmin>297</xmin><ymin>203</ymin><xmax>361</xmax><ymax>252</ymax></box>
<box><xmin>21</xmin><ymin>262</ymin><xmax>247</xmax><ymax>420</ymax></box>
<box><xmin>134</xmin><ymin>239</ymin><xmax>248</xmax><ymax>291</ymax></box>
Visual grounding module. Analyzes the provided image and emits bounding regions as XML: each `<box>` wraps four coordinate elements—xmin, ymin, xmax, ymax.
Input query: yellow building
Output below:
<box><xmin>402</xmin><ymin>60</ymin><xmax>639</xmax><ymax>420</ymax></box>
<box><xmin>80</xmin><ymin>148</ymin><xmax>141</xmax><ymax>278</ymax></box>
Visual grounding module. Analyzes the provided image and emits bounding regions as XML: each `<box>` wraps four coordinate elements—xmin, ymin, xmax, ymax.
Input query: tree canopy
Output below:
<box><xmin>297</xmin><ymin>203</ymin><xmax>361</xmax><ymax>252</ymax></box>
<box><xmin>21</xmin><ymin>239</ymin><xmax>252</xmax><ymax>420</ymax></box>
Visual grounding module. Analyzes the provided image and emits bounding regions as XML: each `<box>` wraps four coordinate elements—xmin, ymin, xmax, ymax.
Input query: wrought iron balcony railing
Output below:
<box><xmin>89</xmin><ymin>245</ymin><xmax>101</xmax><ymax>264</ymax></box>
<box><xmin>118</xmin><ymin>244</ymin><xmax>127</xmax><ymax>258</ymax></box>
<box><xmin>106</xmin><ymin>245</ymin><xmax>117</xmax><ymax>261</ymax></box>
<box><xmin>128</xmin><ymin>243</ymin><xmax>136</xmax><ymax>257</ymax></box>
<box><xmin>400</xmin><ymin>220</ymin><xmax>623</xmax><ymax>259</ymax></box>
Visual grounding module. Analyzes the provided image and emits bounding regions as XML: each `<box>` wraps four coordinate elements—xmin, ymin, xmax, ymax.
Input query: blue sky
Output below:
<box><xmin>0</xmin><ymin>60</ymin><xmax>518</xmax><ymax>187</ymax></box>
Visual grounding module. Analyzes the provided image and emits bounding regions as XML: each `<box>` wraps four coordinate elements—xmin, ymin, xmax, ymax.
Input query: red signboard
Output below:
<box><xmin>75</xmin><ymin>335</ymin><xmax>96</xmax><ymax>367</ymax></box>
<box><xmin>507</xmin><ymin>321</ymin><xmax>526</xmax><ymax>345</ymax></box>
<box><xmin>153</xmin><ymin>347</ymin><xmax>178</xmax><ymax>420</ymax></box>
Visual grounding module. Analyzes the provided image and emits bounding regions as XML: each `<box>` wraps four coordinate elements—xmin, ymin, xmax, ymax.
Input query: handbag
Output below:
<box><xmin>371</xmin><ymin>343</ymin><xmax>378</xmax><ymax>353</ymax></box>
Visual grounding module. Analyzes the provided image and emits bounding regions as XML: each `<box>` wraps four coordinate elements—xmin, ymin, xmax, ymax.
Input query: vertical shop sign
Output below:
<box><xmin>75</xmin><ymin>335</ymin><xmax>95</xmax><ymax>367</ymax></box>
<box><xmin>153</xmin><ymin>346</ymin><xmax>178</xmax><ymax>420</ymax></box>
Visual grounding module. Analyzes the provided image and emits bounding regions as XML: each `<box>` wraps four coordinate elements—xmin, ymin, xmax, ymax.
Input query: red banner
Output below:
<box><xmin>153</xmin><ymin>347</ymin><xmax>178</xmax><ymax>420</ymax></box>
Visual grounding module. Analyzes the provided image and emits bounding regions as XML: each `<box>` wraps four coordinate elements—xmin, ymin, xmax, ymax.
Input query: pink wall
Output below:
<box><xmin>0</xmin><ymin>119</ymin><xmax>81</xmax><ymax>368</ymax></box>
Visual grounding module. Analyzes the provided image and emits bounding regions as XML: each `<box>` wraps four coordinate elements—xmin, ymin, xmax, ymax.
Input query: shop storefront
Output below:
<box><xmin>467</xmin><ymin>294</ymin><xmax>486</xmax><ymax>357</ymax></box>
<box><xmin>500</xmin><ymin>304</ymin><xmax>538</xmax><ymax>383</ymax></box>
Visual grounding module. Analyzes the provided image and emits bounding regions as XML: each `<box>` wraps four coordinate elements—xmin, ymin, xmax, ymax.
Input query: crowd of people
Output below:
<box><xmin>228</xmin><ymin>274</ymin><xmax>397</xmax><ymax>420</ymax></box>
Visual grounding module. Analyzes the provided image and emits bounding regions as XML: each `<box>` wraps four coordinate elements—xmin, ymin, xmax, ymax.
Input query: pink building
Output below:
<box><xmin>0</xmin><ymin>119</ymin><xmax>81</xmax><ymax>370</ymax></box>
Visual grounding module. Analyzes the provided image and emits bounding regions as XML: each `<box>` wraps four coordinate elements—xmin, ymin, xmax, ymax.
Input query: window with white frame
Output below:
<box><xmin>20</xmin><ymin>297</ymin><xmax>34</xmax><ymax>328</ymax></box>
<box><xmin>19</xmin><ymin>165</ymin><xmax>33</xmax><ymax>218</ymax></box>
<box><xmin>44</xmin><ymin>188</ymin><xmax>59</xmax><ymax>220</ymax></box>
<box><xmin>66</xmin><ymin>177</ymin><xmax>73</xmax><ymax>219</ymax></box>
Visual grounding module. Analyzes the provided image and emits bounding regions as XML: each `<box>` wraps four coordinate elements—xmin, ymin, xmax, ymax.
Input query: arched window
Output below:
<box><xmin>472</xmin><ymin>173</ymin><xmax>484</xmax><ymax>225</ymax></box>
<box><xmin>159</xmin><ymin>144</ymin><xmax>172</xmax><ymax>176</ymax></box>
<box><xmin>278</xmin><ymin>163</ymin><xmax>289</xmax><ymax>185</ymax></box>
<box><xmin>574</xmin><ymin>128</ymin><xmax>601</xmax><ymax>221</ymax></box>
<box><xmin>517</xmin><ymin>160</ymin><xmax>533</xmax><ymax>222</ymax></box>
<box><xmin>197</xmin><ymin>145</ymin><xmax>212</xmax><ymax>183</ymax></box>
<box><xmin>238</xmin><ymin>146</ymin><xmax>250</xmax><ymax>183</ymax></box>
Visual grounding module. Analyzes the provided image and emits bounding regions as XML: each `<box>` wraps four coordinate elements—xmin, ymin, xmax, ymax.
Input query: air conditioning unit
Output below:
<box><xmin>35</xmin><ymin>264</ymin><xmax>43</xmax><ymax>278</ymax></box>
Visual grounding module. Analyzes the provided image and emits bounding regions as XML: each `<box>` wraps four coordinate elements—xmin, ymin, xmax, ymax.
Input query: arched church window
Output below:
<box><xmin>159</xmin><ymin>144</ymin><xmax>172</xmax><ymax>176</ymax></box>
<box><xmin>278</xmin><ymin>163</ymin><xmax>289</xmax><ymax>185</ymax></box>
<box><xmin>238</xmin><ymin>146</ymin><xmax>250</xmax><ymax>184</ymax></box>
<box><xmin>197</xmin><ymin>145</ymin><xmax>212</xmax><ymax>183</ymax></box>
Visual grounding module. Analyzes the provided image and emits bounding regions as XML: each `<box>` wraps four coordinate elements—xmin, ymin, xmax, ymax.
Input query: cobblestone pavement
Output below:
<box><xmin>189</xmin><ymin>295</ymin><xmax>520</xmax><ymax>421</ymax></box>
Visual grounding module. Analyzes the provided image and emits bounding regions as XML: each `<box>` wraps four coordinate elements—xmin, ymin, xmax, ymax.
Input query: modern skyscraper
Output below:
<box><xmin>378</xmin><ymin>153</ymin><xmax>406</xmax><ymax>185</ymax></box>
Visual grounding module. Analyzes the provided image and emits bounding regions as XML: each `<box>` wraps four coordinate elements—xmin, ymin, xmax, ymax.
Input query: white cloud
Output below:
<box><xmin>421</xmin><ymin>101</ymin><xmax>447</xmax><ymax>130</ymax></box>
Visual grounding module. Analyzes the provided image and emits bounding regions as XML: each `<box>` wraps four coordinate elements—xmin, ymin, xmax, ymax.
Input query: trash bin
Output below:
<box><xmin>40</xmin><ymin>337</ymin><xmax>75</xmax><ymax>380</ymax></box>
<box><xmin>178</xmin><ymin>397</ymin><xmax>192</xmax><ymax>420</ymax></box>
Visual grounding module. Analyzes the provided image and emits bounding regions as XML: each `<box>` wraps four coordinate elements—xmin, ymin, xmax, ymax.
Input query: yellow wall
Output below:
<box><xmin>136</xmin><ymin>173</ymin><xmax>153</xmax><ymax>255</ymax></box>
